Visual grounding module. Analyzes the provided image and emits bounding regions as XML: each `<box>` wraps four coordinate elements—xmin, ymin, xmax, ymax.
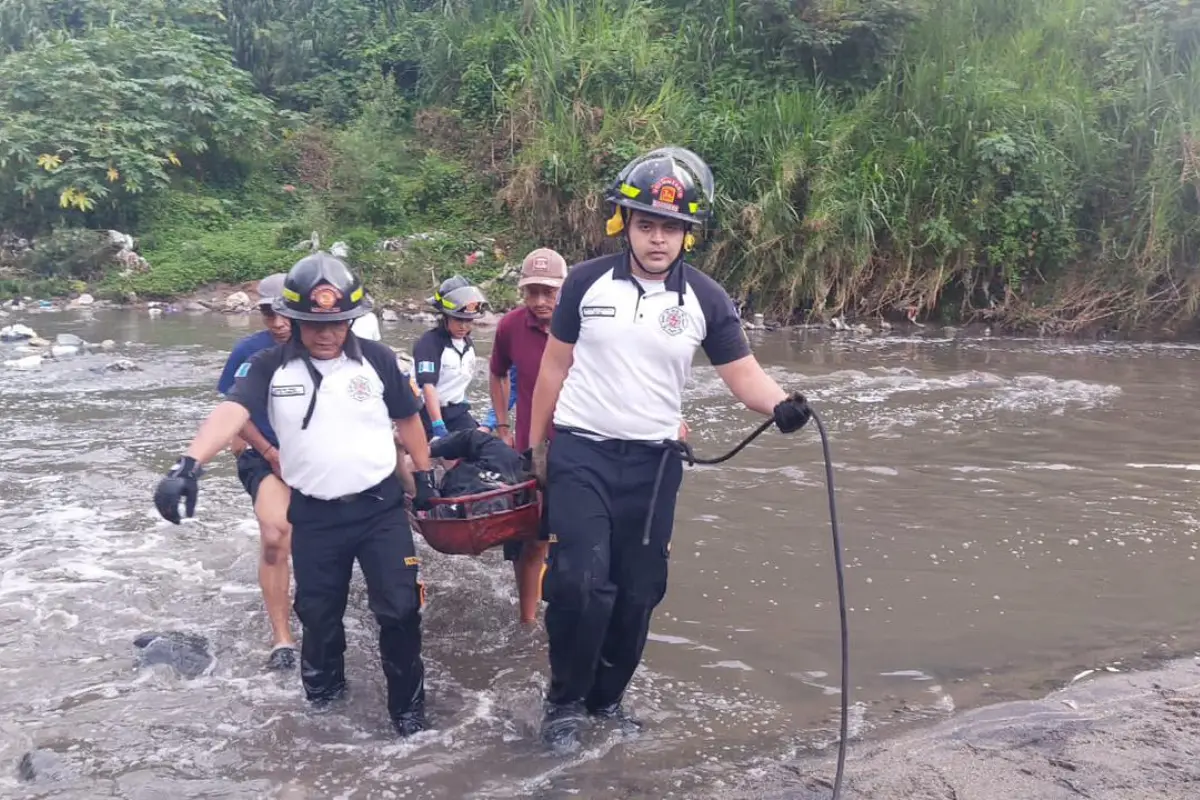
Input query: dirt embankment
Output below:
<box><xmin>739</xmin><ymin>657</ymin><xmax>1200</xmax><ymax>800</ymax></box>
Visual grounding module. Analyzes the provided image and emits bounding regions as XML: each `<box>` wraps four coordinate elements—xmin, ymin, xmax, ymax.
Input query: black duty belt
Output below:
<box><xmin>553</xmin><ymin>425</ymin><xmax>695</xmax><ymax>546</ymax></box>
<box><xmin>303</xmin><ymin>477</ymin><xmax>391</xmax><ymax>504</ymax></box>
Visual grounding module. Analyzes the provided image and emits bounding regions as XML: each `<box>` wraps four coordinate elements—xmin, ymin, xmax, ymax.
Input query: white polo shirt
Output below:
<box><xmin>228</xmin><ymin>336</ymin><xmax>422</xmax><ymax>499</ymax></box>
<box><xmin>551</xmin><ymin>252</ymin><xmax>751</xmax><ymax>442</ymax></box>
<box><xmin>412</xmin><ymin>327</ymin><xmax>477</xmax><ymax>406</ymax></box>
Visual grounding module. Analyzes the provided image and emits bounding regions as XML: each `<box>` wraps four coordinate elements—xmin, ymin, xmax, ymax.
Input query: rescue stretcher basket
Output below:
<box><xmin>407</xmin><ymin>479</ymin><xmax>541</xmax><ymax>556</ymax></box>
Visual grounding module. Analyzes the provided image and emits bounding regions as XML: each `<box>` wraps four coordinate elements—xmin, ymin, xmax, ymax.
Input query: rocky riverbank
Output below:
<box><xmin>0</xmin><ymin>283</ymin><xmax>498</xmax><ymax>328</ymax></box>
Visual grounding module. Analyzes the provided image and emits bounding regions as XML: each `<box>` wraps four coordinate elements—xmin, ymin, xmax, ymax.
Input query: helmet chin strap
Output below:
<box><xmin>622</xmin><ymin>215</ymin><xmax>691</xmax><ymax>277</ymax></box>
<box><xmin>622</xmin><ymin>214</ymin><xmax>691</xmax><ymax>305</ymax></box>
<box><xmin>628</xmin><ymin>247</ymin><xmax>681</xmax><ymax>277</ymax></box>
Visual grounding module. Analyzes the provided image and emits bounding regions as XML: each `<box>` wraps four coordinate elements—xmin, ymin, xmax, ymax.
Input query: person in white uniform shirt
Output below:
<box><xmin>351</xmin><ymin>294</ymin><xmax>382</xmax><ymax>341</ymax></box>
<box><xmin>411</xmin><ymin>275</ymin><xmax>489</xmax><ymax>440</ymax></box>
<box><xmin>153</xmin><ymin>252</ymin><xmax>441</xmax><ymax>737</ymax></box>
<box><xmin>527</xmin><ymin>147</ymin><xmax>813</xmax><ymax>752</ymax></box>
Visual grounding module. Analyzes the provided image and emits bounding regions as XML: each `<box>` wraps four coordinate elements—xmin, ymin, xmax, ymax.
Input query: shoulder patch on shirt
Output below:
<box><xmin>234</xmin><ymin>362</ymin><xmax>251</xmax><ymax>378</ymax></box>
<box><xmin>581</xmin><ymin>305</ymin><xmax>616</xmax><ymax>318</ymax></box>
<box><xmin>271</xmin><ymin>384</ymin><xmax>306</xmax><ymax>397</ymax></box>
<box><xmin>658</xmin><ymin>306</ymin><xmax>690</xmax><ymax>336</ymax></box>
<box><xmin>404</xmin><ymin>556</ymin><xmax>420</xmax><ymax>567</ymax></box>
<box><xmin>417</xmin><ymin>360</ymin><xmax>436</xmax><ymax>374</ymax></box>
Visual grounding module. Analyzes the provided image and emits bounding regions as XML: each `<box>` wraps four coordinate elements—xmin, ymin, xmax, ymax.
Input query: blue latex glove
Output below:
<box><xmin>431</xmin><ymin>419</ymin><xmax>448</xmax><ymax>439</ymax></box>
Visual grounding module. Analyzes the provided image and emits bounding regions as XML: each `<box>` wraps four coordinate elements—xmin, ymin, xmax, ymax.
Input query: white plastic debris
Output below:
<box><xmin>1</xmin><ymin>323</ymin><xmax>36</xmax><ymax>341</ymax></box>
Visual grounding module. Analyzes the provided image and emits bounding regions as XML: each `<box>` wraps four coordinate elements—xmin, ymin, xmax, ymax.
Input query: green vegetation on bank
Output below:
<box><xmin>0</xmin><ymin>0</ymin><xmax>1197</xmax><ymax>332</ymax></box>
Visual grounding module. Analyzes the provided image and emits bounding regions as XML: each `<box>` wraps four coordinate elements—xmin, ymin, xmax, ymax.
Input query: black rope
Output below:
<box><xmin>813</xmin><ymin>409</ymin><xmax>849</xmax><ymax>799</ymax></box>
<box><xmin>673</xmin><ymin>415</ymin><xmax>776</xmax><ymax>466</ymax></box>
<box><xmin>663</xmin><ymin>410</ymin><xmax>849</xmax><ymax>799</ymax></box>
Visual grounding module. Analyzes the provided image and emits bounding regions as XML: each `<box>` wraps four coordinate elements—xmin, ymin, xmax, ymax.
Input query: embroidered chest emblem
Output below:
<box><xmin>347</xmin><ymin>375</ymin><xmax>373</xmax><ymax>402</ymax></box>
<box><xmin>658</xmin><ymin>306</ymin><xmax>689</xmax><ymax>336</ymax></box>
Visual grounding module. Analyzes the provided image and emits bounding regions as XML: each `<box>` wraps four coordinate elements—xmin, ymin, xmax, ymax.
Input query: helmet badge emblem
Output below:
<box><xmin>650</xmin><ymin>176</ymin><xmax>684</xmax><ymax>212</ymax></box>
<box><xmin>311</xmin><ymin>284</ymin><xmax>343</xmax><ymax>311</ymax></box>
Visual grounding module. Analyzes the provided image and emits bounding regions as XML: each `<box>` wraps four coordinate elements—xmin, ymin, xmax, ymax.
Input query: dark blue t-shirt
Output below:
<box><xmin>217</xmin><ymin>330</ymin><xmax>279</xmax><ymax>448</ymax></box>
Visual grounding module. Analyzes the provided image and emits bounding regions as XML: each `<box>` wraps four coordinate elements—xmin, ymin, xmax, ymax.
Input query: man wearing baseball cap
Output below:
<box><xmin>488</xmin><ymin>247</ymin><xmax>568</xmax><ymax>623</ymax></box>
<box><xmin>215</xmin><ymin>272</ymin><xmax>298</xmax><ymax>670</ymax></box>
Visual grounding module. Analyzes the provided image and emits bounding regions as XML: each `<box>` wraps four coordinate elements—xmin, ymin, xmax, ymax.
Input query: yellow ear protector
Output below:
<box><xmin>605</xmin><ymin>206</ymin><xmax>697</xmax><ymax>251</ymax></box>
<box><xmin>606</xmin><ymin>208</ymin><xmax>624</xmax><ymax>236</ymax></box>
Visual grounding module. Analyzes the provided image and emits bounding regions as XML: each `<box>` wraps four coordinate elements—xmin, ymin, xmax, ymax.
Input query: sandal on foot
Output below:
<box><xmin>266</xmin><ymin>644</ymin><xmax>297</xmax><ymax>671</ymax></box>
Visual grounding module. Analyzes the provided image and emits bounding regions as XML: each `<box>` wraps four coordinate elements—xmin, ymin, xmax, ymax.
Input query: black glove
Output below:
<box><xmin>412</xmin><ymin>469</ymin><xmax>439</xmax><ymax>512</ymax></box>
<box><xmin>773</xmin><ymin>392</ymin><xmax>812</xmax><ymax>434</ymax></box>
<box><xmin>154</xmin><ymin>455</ymin><xmax>202</xmax><ymax>524</ymax></box>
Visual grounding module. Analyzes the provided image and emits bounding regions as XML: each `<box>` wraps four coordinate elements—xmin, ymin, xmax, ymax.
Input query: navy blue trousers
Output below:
<box><xmin>289</xmin><ymin>474</ymin><xmax>425</xmax><ymax>722</ymax></box>
<box><xmin>543</xmin><ymin>429</ymin><xmax>683</xmax><ymax>711</ymax></box>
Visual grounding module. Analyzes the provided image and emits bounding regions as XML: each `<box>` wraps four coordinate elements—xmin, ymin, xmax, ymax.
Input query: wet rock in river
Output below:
<box><xmin>27</xmin><ymin>336</ymin><xmax>50</xmax><ymax>348</ymax></box>
<box><xmin>223</xmin><ymin>291</ymin><xmax>252</xmax><ymax>313</ymax></box>
<box><xmin>133</xmin><ymin>631</ymin><xmax>214</xmax><ymax>678</ymax></box>
<box><xmin>49</xmin><ymin>345</ymin><xmax>79</xmax><ymax>358</ymax></box>
<box><xmin>90</xmin><ymin>358</ymin><xmax>140</xmax><ymax>373</ymax></box>
<box><xmin>407</xmin><ymin>311</ymin><xmax>438</xmax><ymax>325</ymax></box>
<box><xmin>55</xmin><ymin>333</ymin><xmax>85</xmax><ymax>347</ymax></box>
<box><xmin>4</xmin><ymin>355</ymin><xmax>42</xmax><ymax>370</ymax></box>
<box><xmin>382</xmin><ymin>308</ymin><xmax>400</xmax><ymax>323</ymax></box>
<box><xmin>17</xmin><ymin>749</ymin><xmax>71</xmax><ymax>783</ymax></box>
<box><xmin>1</xmin><ymin>323</ymin><xmax>36</xmax><ymax>340</ymax></box>
<box><xmin>82</xmin><ymin>339</ymin><xmax>116</xmax><ymax>354</ymax></box>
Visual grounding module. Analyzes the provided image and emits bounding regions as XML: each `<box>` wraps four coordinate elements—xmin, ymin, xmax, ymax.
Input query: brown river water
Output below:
<box><xmin>2</xmin><ymin>308</ymin><xmax>1200</xmax><ymax>799</ymax></box>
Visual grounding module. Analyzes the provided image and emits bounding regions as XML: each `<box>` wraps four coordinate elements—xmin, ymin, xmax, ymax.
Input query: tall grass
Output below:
<box><xmin>79</xmin><ymin>0</ymin><xmax>1193</xmax><ymax>330</ymax></box>
<box><xmin>412</xmin><ymin>0</ymin><xmax>1199</xmax><ymax>331</ymax></box>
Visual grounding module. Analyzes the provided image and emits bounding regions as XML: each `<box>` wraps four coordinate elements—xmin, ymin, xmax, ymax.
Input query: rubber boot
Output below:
<box><xmin>540</xmin><ymin>700</ymin><xmax>585</xmax><ymax>754</ymax></box>
<box><xmin>588</xmin><ymin>701</ymin><xmax>643</xmax><ymax>735</ymax></box>
<box><xmin>392</xmin><ymin>710</ymin><xmax>428</xmax><ymax>738</ymax></box>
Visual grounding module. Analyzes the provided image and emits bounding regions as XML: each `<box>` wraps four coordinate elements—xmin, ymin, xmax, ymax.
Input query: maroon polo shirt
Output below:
<box><xmin>490</xmin><ymin>306</ymin><xmax>552</xmax><ymax>452</ymax></box>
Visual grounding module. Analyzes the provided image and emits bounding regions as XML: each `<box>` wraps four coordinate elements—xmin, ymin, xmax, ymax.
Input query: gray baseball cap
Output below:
<box><xmin>256</xmin><ymin>273</ymin><xmax>287</xmax><ymax>307</ymax></box>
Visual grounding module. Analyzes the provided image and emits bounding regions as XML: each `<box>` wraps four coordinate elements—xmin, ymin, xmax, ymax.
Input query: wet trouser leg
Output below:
<box><xmin>290</xmin><ymin>494</ymin><xmax>356</xmax><ymax>704</ymax></box>
<box><xmin>586</xmin><ymin>447</ymin><xmax>682</xmax><ymax>712</ymax></box>
<box><xmin>354</xmin><ymin>476</ymin><xmax>426</xmax><ymax>723</ymax></box>
<box><xmin>544</xmin><ymin>432</ymin><xmax>616</xmax><ymax>707</ymax></box>
<box><xmin>290</xmin><ymin>475</ymin><xmax>425</xmax><ymax>720</ymax></box>
<box><xmin>544</xmin><ymin>432</ymin><xmax>682</xmax><ymax>710</ymax></box>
